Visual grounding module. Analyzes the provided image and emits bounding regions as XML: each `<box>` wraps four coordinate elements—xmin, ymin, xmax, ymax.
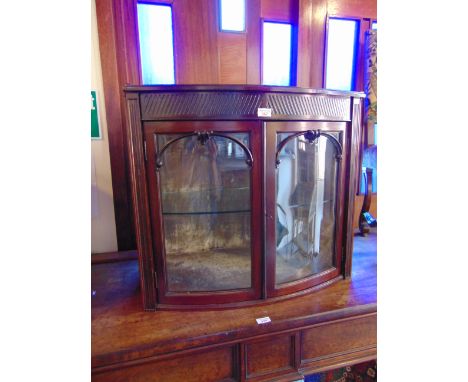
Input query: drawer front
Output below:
<box><xmin>245</xmin><ymin>334</ymin><xmax>296</xmax><ymax>379</ymax></box>
<box><xmin>301</xmin><ymin>314</ymin><xmax>377</xmax><ymax>364</ymax></box>
<box><xmin>92</xmin><ymin>346</ymin><xmax>237</xmax><ymax>382</ymax></box>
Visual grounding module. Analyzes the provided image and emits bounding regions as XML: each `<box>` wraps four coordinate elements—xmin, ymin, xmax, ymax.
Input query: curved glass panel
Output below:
<box><xmin>155</xmin><ymin>133</ymin><xmax>251</xmax><ymax>292</ymax></box>
<box><xmin>275</xmin><ymin>132</ymin><xmax>340</xmax><ymax>285</ymax></box>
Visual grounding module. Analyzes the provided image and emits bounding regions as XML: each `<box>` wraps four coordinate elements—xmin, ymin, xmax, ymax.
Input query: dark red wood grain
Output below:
<box><xmin>91</xmin><ymin>230</ymin><xmax>376</xmax><ymax>379</ymax></box>
<box><xmin>144</xmin><ymin>121</ymin><xmax>263</xmax><ymax>306</ymax></box>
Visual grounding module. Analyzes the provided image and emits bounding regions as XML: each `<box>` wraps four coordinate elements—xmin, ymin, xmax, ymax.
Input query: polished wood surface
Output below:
<box><xmin>296</xmin><ymin>0</ymin><xmax>313</xmax><ymax>87</ymax></box>
<box><xmin>246</xmin><ymin>0</ymin><xmax>261</xmax><ymax>84</ymax></box>
<box><xmin>218</xmin><ymin>33</ymin><xmax>247</xmax><ymax>84</ymax></box>
<box><xmin>93</xmin><ymin>346</ymin><xmax>238</xmax><ymax>382</ymax></box>
<box><xmin>91</xmin><ymin>250</ymin><xmax>138</xmax><ymax>264</ymax></box>
<box><xmin>309</xmin><ymin>0</ymin><xmax>327</xmax><ymax>88</ymax></box>
<box><xmin>245</xmin><ymin>334</ymin><xmax>295</xmax><ymax>379</ymax></box>
<box><xmin>124</xmin><ymin>84</ymin><xmax>365</xmax><ymax>97</ymax></box>
<box><xmin>92</xmin><ymin>230</ymin><xmax>376</xmax><ymax>380</ymax></box>
<box><xmin>343</xmin><ymin>99</ymin><xmax>363</xmax><ymax>277</ymax></box>
<box><xmin>328</xmin><ymin>0</ymin><xmax>377</xmax><ymax>20</ymax></box>
<box><xmin>173</xmin><ymin>0</ymin><xmax>219</xmax><ymax>83</ymax></box>
<box><xmin>261</xmin><ymin>0</ymin><xmax>295</xmax><ymax>21</ymax></box>
<box><xmin>125</xmin><ymin>93</ymin><xmax>158</xmax><ymax>309</ymax></box>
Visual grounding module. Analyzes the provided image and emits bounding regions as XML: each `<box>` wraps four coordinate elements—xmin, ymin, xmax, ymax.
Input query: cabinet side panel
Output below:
<box><xmin>125</xmin><ymin>94</ymin><xmax>157</xmax><ymax>310</ymax></box>
<box><xmin>344</xmin><ymin>98</ymin><xmax>363</xmax><ymax>277</ymax></box>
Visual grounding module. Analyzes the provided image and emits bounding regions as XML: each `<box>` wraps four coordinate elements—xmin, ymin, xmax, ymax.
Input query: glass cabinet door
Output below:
<box><xmin>145</xmin><ymin>121</ymin><xmax>261</xmax><ymax>305</ymax></box>
<box><xmin>266</xmin><ymin>122</ymin><xmax>345</xmax><ymax>296</ymax></box>
<box><xmin>157</xmin><ymin>132</ymin><xmax>252</xmax><ymax>292</ymax></box>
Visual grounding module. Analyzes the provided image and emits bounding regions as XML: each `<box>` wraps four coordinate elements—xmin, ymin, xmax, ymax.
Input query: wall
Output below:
<box><xmin>94</xmin><ymin>0</ymin><xmax>377</xmax><ymax>250</ymax></box>
<box><xmin>91</xmin><ymin>0</ymin><xmax>118</xmax><ymax>253</ymax></box>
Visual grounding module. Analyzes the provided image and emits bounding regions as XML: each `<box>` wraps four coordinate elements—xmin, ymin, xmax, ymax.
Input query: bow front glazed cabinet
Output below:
<box><xmin>124</xmin><ymin>85</ymin><xmax>364</xmax><ymax>310</ymax></box>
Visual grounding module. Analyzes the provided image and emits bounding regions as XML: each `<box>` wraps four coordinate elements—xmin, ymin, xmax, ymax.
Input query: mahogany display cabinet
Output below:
<box><xmin>124</xmin><ymin>85</ymin><xmax>365</xmax><ymax>311</ymax></box>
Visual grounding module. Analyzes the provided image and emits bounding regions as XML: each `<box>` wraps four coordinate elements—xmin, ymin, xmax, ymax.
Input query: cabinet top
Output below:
<box><xmin>123</xmin><ymin>84</ymin><xmax>366</xmax><ymax>98</ymax></box>
<box><xmin>124</xmin><ymin>85</ymin><xmax>365</xmax><ymax>122</ymax></box>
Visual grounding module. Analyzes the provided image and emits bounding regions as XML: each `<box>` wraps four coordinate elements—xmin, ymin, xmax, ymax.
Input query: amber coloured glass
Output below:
<box><xmin>156</xmin><ymin>133</ymin><xmax>252</xmax><ymax>292</ymax></box>
<box><xmin>275</xmin><ymin>132</ymin><xmax>340</xmax><ymax>285</ymax></box>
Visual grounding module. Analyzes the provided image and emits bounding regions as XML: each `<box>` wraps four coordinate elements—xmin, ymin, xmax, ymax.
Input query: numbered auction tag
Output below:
<box><xmin>256</xmin><ymin>316</ymin><xmax>271</xmax><ymax>324</ymax></box>
<box><xmin>257</xmin><ymin>108</ymin><xmax>272</xmax><ymax>117</ymax></box>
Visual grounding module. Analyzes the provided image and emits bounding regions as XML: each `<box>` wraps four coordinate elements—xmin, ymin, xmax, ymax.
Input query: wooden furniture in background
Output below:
<box><xmin>359</xmin><ymin>167</ymin><xmax>375</xmax><ymax>236</ymax></box>
<box><xmin>91</xmin><ymin>231</ymin><xmax>376</xmax><ymax>381</ymax></box>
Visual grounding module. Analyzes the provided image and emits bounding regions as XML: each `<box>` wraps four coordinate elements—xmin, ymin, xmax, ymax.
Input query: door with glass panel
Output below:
<box><xmin>265</xmin><ymin>121</ymin><xmax>347</xmax><ymax>297</ymax></box>
<box><xmin>145</xmin><ymin>121</ymin><xmax>262</xmax><ymax>305</ymax></box>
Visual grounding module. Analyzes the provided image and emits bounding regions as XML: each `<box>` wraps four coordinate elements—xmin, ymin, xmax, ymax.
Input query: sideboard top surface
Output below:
<box><xmin>91</xmin><ymin>232</ymin><xmax>376</xmax><ymax>369</ymax></box>
<box><xmin>123</xmin><ymin>85</ymin><xmax>364</xmax><ymax>121</ymax></box>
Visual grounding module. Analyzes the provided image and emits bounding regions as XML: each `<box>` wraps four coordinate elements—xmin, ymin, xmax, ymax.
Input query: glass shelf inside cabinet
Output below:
<box><xmin>155</xmin><ymin>133</ymin><xmax>252</xmax><ymax>293</ymax></box>
<box><xmin>161</xmin><ymin>186</ymin><xmax>251</xmax><ymax>215</ymax></box>
<box><xmin>275</xmin><ymin>132</ymin><xmax>341</xmax><ymax>285</ymax></box>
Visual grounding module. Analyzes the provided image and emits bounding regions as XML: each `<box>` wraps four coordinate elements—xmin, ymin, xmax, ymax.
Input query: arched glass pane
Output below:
<box><xmin>156</xmin><ymin>133</ymin><xmax>251</xmax><ymax>292</ymax></box>
<box><xmin>275</xmin><ymin>133</ymin><xmax>340</xmax><ymax>285</ymax></box>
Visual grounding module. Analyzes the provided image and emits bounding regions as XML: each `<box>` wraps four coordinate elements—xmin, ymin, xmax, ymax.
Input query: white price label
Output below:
<box><xmin>257</xmin><ymin>108</ymin><xmax>272</xmax><ymax>117</ymax></box>
<box><xmin>256</xmin><ymin>316</ymin><xmax>271</xmax><ymax>324</ymax></box>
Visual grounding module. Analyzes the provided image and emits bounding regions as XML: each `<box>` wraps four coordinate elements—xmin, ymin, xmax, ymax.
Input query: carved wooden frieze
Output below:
<box><xmin>140</xmin><ymin>92</ymin><xmax>263</xmax><ymax>120</ymax></box>
<box><xmin>139</xmin><ymin>91</ymin><xmax>351</xmax><ymax>121</ymax></box>
<box><xmin>265</xmin><ymin>93</ymin><xmax>350</xmax><ymax>121</ymax></box>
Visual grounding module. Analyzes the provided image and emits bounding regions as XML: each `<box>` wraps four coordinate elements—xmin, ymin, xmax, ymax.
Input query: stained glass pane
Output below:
<box><xmin>137</xmin><ymin>3</ymin><xmax>175</xmax><ymax>85</ymax></box>
<box><xmin>220</xmin><ymin>0</ymin><xmax>245</xmax><ymax>32</ymax></box>
<box><xmin>325</xmin><ymin>18</ymin><xmax>358</xmax><ymax>91</ymax></box>
<box><xmin>262</xmin><ymin>22</ymin><xmax>292</xmax><ymax>86</ymax></box>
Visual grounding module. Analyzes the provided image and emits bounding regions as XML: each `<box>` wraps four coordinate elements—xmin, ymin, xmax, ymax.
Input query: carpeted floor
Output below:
<box><xmin>304</xmin><ymin>360</ymin><xmax>377</xmax><ymax>382</ymax></box>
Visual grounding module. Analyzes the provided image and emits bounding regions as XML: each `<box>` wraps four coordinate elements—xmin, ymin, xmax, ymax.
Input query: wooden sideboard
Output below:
<box><xmin>91</xmin><ymin>231</ymin><xmax>376</xmax><ymax>381</ymax></box>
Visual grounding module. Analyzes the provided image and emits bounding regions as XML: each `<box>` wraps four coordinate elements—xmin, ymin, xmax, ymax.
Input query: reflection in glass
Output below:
<box><xmin>156</xmin><ymin>133</ymin><xmax>251</xmax><ymax>292</ymax></box>
<box><xmin>275</xmin><ymin>133</ymin><xmax>340</xmax><ymax>284</ymax></box>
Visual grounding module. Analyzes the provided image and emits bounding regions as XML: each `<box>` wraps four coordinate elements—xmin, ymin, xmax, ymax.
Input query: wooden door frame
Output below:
<box><xmin>264</xmin><ymin>121</ymin><xmax>348</xmax><ymax>298</ymax></box>
<box><xmin>143</xmin><ymin>120</ymin><xmax>263</xmax><ymax>307</ymax></box>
